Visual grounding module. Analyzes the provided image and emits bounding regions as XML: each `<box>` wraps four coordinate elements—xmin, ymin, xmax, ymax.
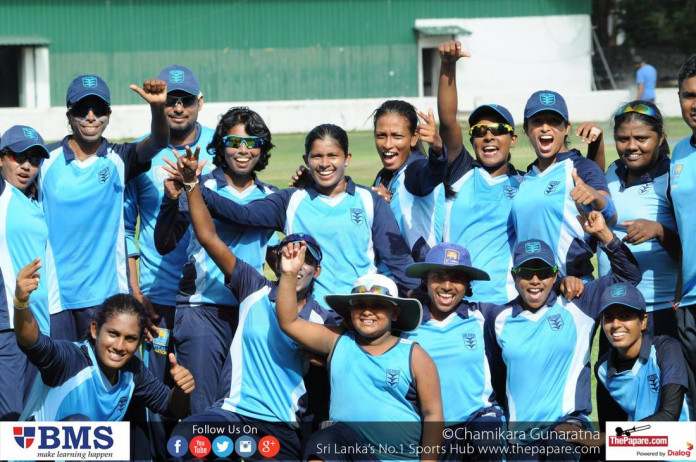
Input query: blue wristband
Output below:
<box><xmin>596</xmin><ymin>196</ymin><xmax>616</xmax><ymax>222</ymax></box>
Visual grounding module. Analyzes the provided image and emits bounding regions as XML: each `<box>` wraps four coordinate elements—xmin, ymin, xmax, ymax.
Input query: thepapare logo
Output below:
<box><xmin>22</xmin><ymin>425</ymin><xmax>115</xmax><ymax>449</ymax></box>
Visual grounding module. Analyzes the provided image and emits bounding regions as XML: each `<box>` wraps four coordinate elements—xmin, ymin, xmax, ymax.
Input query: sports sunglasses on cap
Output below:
<box><xmin>469</xmin><ymin>123</ymin><xmax>514</xmax><ymax>138</ymax></box>
<box><xmin>511</xmin><ymin>266</ymin><xmax>558</xmax><ymax>280</ymax></box>
<box><xmin>222</xmin><ymin>135</ymin><xmax>265</xmax><ymax>149</ymax></box>
<box><xmin>614</xmin><ymin>103</ymin><xmax>657</xmax><ymax>119</ymax></box>
<box><xmin>164</xmin><ymin>95</ymin><xmax>199</xmax><ymax>108</ymax></box>
<box><xmin>351</xmin><ymin>285</ymin><xmax>392</xmax><ymax>296</ymax></box>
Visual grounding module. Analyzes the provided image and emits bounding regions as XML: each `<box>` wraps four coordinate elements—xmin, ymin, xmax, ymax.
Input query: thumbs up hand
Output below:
<box><xmin>570</xmin><ymin>168</ymin><xmax>599</xmax><ymax>207</ymax></box>
<box><xmin>169</xmin><ymin>354</ymin><xmax>195</xmax><ymax>394</ymax></box>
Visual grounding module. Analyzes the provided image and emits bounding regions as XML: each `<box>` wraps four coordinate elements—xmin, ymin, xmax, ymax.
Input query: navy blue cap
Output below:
<box><xmin>406</xmin><ymin>242</ymin><xmax>490</xmax><ymax>281</ymax></box>
<box><xmin>158</xmin><ymin>65</ymin><xmax>200</xmax><ymax>96</ymax></box>
<box><xmin>280</xmin><ymin>233</ymin><xmax>322</xmax><ymax>264</ymax></box>
<box><xmin>468</xmin><ymin>104</ymin><xmax>515</xmax><ymax>128</ymax></box>
<box><xmin>0</xmin><ymin>125</ymin><xmax>49</xmax><ymax>158</ymax></box>
<box><xmin>66</xmin><ymin>75</ymin><xmax>111</xmax><ymax>106</ymax></box>
<box><xmin>598</xmin><ymin>283</ymin><xmax>646</xmax><ymax>316</ymax></box>
<box><xmin>513</xmin><ymin>239</ymin><xmax>556</xmax><ymax>268</ymax></box>
<box><xmin>524</xmin><ymin>90</ymin><xmax>568</xmax><ymax>122</ymax></box>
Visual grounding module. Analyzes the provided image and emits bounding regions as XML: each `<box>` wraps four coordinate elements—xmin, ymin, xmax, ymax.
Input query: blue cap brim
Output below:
<box><xmin>405</xmin><ymin>263</ymin><xmax>490</xmax><ymax>281</ymax></box>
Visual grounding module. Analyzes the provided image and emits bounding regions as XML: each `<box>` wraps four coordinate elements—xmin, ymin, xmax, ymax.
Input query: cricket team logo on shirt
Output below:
<box><xmin>547</xmin><ymin>314</ymin><xmax>564</xmax><ymax>331</ymax></box>
<box><xmin>13</xmin><ymin>427</ymin><xmax>35</xmax><ymax>449</ymax></box>
<box><xmin>117</xmin><ymin>396</ymin><xmax>129</xmax><ymax>413</ymax></box>
<box><xmin>169</xmin><ymin>70</ymin><xmax>185</xmax><ymax>83</ymax></box>
<box><xmin>462</xmin><ymin>333</ymin><xmax>477</xmax><ymax>350</ymax></box>
<box><xmin>82</xmin><ymin>76</ymin><xmax>98</xmax><ymax>88</ymax></box>
<box><xmin>647</xmin><ymin>374</ymin><xmax>659</xmax><ymax>393</ymax></box>
<box><xmin>671</xmin><ymin>164</ymin><xmax>684</xmax><ymax>188</ymax></box>
<box><xmin>503</xmin><ymin>185</ymin><xmax>518</xmax><ymax>199</ymax></box>
<box><xmin>385</xmin><ymin>369</ymin><xmax>400</xmax><ymax>388</ymax></box>
<box><xmin>638</xmin><ymin>182</ymin><xmax>653</xmax><ymax>195</ymax></box>
<box><xmin>350</xmin><ymin>208</ymin><xmax>364</xmax><ymax>225</ymax></box>
<box><xmin>97</xmin><ymin>167</ymin><xmax>111</xmax><ymax>184</ymax></box>
<box><xmin>544</xmin><ymin>180</ymin><xmax>560</xmax><ymax>196</ymax></box>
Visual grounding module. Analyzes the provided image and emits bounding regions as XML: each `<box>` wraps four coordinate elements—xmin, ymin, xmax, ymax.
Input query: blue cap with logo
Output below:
<box><xmin>524</xmin><ymin>90</ymin><xmax>568</xmax><ymax>122</ymax></box>
<box><xmin>468</xmin><ymin>104</ymin><xmax>515</xmax><ymax>128</ymax></box>
<box><xmin>0</xmin><ymin>125</ymin><xmax>49</xmax><ymax>158</ymax></box>
<box><xmin>406</xmin><ymin>242</ymin><xmax>490</xmax><ymax>281</ymax></box>
<box><xmin>158</xmin><ymin>65</ymin><xmax>200</xmax><ymax>96</ymax></box>
<box><xmin>598</xmin><ymin>283</ymin><xmax>646</xmax><ymax>316</ymax></box>
<box><xmin>66</xmin><ymin>75</ymin><xmax>111</xmax><ymax>106</ymax></box>
<box><xmin>512</xmin><ymin>239</ymin><xmax>556</xmax><ymax>268</ymax></box>
<box><xmin>279</xmin><ymin>233</ymin><xmax>322</xmax><ymax>263</ymax></box>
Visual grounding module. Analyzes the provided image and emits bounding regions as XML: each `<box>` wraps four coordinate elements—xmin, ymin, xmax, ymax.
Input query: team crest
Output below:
<box><xmin>444</xmin><ymin>249</ymin><xmax>460</xmax><ymax>265</ymax></box>
<box><xmin>350</xmin><ymin>208</ymin><xmax>364</xmax><ymax>225</ymax></box>
<box><xmin>503</xmin><ymin>185</ymin><xmax>518</xmax><ymax>198</ymax></box>
<box><xmin>462</xmin><ymin>333</ymin><xmax>477</xmax><ymax>350</ymax></box>
<box><xmin>82</xmin><ymin>76</ymin><xmax>98</xmax><ymax>88</ymax></box>
<box><xmin>22</xmin><ymin>127</ymin><xmax>38</xmax><ymax>140</ymax></box>
<box><xmin>169</xmin><ymin>69</ymin><xmax>185</xmax><ymax>83</ymax></box>
<box><xmin>611</xmin><ymin>285</ymin><xmax>627</xmax><ymax>298</ymax></box>
<box><xmin>647</xmin><ymin>374</ymin><xmax>659</xmax><ymax>393</ymax></box>
<box><xmin>539</xmin><ymin>93</ymin><xmax>556</xmax><ymax>105</ymax></box>
<box><xmin>14</xmin><ymin>427</ymin><xmax>35</xmax><ymax>449</ymax></box>
<box><xmin>525</xmin><ymin>241</ymin><xmax>541</xmax><ymax>254</ymax></box>
<box><xmin>97</xmin><ymin>166</ymin><xmax>110</xmax><ymax>184</ymax></box>
<box><xmin>638</xmin><ymin>182</ymin><xmax>653</xmax><ymax>195</ymax></box>
<box><xmin>385</xmin><ymin>369</ymin><xmax>400</xmax><ymax>388</ymax></box>
<box><xmin>547</xmin><ymin>314</ymin><xmax>564</xmax><ymax>331</ymax></box>
<box><xmin>117</xmin><ymin>396</ymin><xmax>129</xmax><ymax>413</ymax></box>
<box><xmin>544</xmin><ymin>180</ymin><xmax>560</xmax><ymax>195</ymax></box>
<box><xmin>153</xmin><ymin>327</ymin><xmax>171</xmax><ymax>355</ymax></box>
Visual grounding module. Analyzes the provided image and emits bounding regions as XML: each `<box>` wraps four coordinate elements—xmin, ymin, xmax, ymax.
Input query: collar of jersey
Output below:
<box><xmin>526</xmin><ymin>149</ymin><xmax>581</xmax><ymax>173</ymax></box>
<box><xmin>511</xmin><ymin>290</ymin><xmax>558</xmax><ymax>317</ymax></box>
<box><xmin>605</xmin><ymin>333</ymin><xmax>654</xmax><ymax>377</ymax></box>
<box><xmin>614</xmin><ymin>154</ymin><xmax>670</xmax><ymax>189</ymax></box>
<box><xmin>62</xmin><ymin>135</ymin><xmax>109</xmax><ymax>162</ymax></box>
<box><xmin>305</xmin><ymin>175</ymin><xmax>356</xmax><ymax>199</ymax></box>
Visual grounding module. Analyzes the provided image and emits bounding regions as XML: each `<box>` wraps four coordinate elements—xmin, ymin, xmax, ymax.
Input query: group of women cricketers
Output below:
<box><xmin>1</xmin><ymin>42</ymin><xmax>695</xmax><ymax>461</ymax></box>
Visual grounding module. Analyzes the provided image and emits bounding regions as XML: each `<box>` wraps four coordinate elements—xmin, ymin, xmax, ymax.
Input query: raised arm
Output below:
<box><xmin>575</xmin><ymin>122</ymin><xmax>606</xmax><ymax>171</ymax></box>
<box><xmin>411</xmin><ymin>344</ymin><xmax>444</xmax><ymax>461</ymax></box>
<box><xmin>13</xmin><ymin>258</ymin><xmax>42</xmax><ymax>348</ymax></box>
<box><xmin>131</xmin><ymin>79</ymin><xmax>169</xmax><ymax>162</ymax></box>
<box><xmin>276</xmin><ymin>241</ymin><xmax>340</xmax><ymax>355</ymax></box>
<box><xmin>153</xmin><ymin>170</ymin><xmax>190</xmax><ymax>255</ymax></box>
<box><xmin>570</xmin><ymin>165</ymin><xmax>617</xmax><ymax>227</ymax></box>
<box><xmin>437</xmin><ymin>40</ymin><xmax>470</xmax><ymax>164</ymax></box>
<box><xmin>402</xmin><ymin>109</ymin><xmax>448</xmax><ymax>197</ymax></box>
<box><xmin>178</xmin><ymin>146</ymin><xmax>237</xmax><ymax>278</ymax></box>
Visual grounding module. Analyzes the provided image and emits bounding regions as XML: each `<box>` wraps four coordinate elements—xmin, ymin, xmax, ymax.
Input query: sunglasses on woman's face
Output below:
<box><xmin>469</xmin><ymin>123</ymin><xmax>514</xmax><ymax>138</ymax></box>
<box><xmin>7</xmin><ymin>153</ymin><xmax>43</xmax><ymax>167</ymax></box>
<box><xmin>511</xmin><ymin>266</ymin><xmax>558</xmax><ymax>280</ymax></box>
<box><xmin>614</xmin><ymin>103</ymin><xmax>657</xmax><ymax>119</ymax></box>
<box><xmin>222</xmin><ymin>135</ymin><xmax>265</xmax><ymax>149</ymax></box>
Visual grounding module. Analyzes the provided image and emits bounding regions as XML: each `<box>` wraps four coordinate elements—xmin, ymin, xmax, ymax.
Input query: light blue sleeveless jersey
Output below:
<box><xmin>670</xmin><ymin>137</ymin><xmax>696</xmax><ymax>306</ymax></box>
<box><xmin>124</xmin><ymin>124</ymin><xmax>215</xmax><ymax>306</ymax></box>
<box><xmin>402</xmin><ymin>304</ymin><xmax>495</xmax><ymax>424</ymax></box>
<box><xmin>0</xmin><ymin>178</ymin><xmax>50</xmax><ymax>334</ymax></box>
<box><xmin>598</xmin><ymin>160</ymin><xmax>677</xmax><ymax>311</ymax></box>
<box><xmin>596</xmin><ymin>335</ymin><xmax>691</xmax><ymax>421</ymax></box>
<box><xmin>329</xmin><ymin>332</ymin><xmax>420</xmax><ymax>460</ymax></box>
<box><xmin>39</xmin><ymin>138</ymin><xmax>149</xmax><ymax>312</ymax></box>
<box><xmin>446</xmin><ymin>163</ymin><xmax>522</xmax><ymax>304</ymax></box>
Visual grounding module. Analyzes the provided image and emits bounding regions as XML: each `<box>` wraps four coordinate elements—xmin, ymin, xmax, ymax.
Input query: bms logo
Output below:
<box><xmin>544</xmin><ymin>180</ymin><xmax>560</xmax><ymax>195</ymax></box>
<box><xmin>169</xmin><ymin>70</ymin><xmax>185</xmax><ymax>83</ymax></box>
<box><xmin>385</xmin><ymin>369</ymin><xmax>400</xmax><ymax>388</ymax></box>
<box><xmin>13</xmin><ymin>427</ymin><xmax>35</xmax><ymax>449</ymax></box>
<box><xmin>547</xmin><ymin>314</ymin><xmax>564</xmax><ymax>331</ymax></box>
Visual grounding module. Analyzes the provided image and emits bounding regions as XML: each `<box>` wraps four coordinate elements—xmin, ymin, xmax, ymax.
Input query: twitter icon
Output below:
<box><xmin>213</xmin><ymin>436</ymin><xmax>234</xmax><ymax>458</ymax></box>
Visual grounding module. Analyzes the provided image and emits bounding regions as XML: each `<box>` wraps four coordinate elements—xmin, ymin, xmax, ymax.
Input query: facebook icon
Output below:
<box><xmin>167</xmin><ymin>436</ymin><xmax>188</xmax><ymax>457</ymax></box>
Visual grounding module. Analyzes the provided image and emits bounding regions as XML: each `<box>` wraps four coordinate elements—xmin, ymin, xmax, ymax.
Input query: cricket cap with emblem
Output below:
<box><xmin>66</xmin><ymin>75</ymin><xmax>111</xmax><ymax>106</ymax></box>
<box><xmin>0</xmin><ymin>125</ymin><xmax>49</xmax><ymax>158</ymax></box>
<box><xmin>406</xmin><ymin>243</ymin><xmax>490</xmax><ymax>281</ymax></box>
<box><xmin>158</xmin><ymin>65</ymin><xmax>200</xmax><ymax>96</ymax></box>
<box><xmin>598</xmin><ymin>283</ymin><xmax>646</xmax><ymax>316</ymax></box>
<box><xmin>469</xmin><ymin>104</ymin><xmax>515</xmax><ymax>128</ymax></box>
<box><xmin>324</xmin><ymin>274</ymin><xmax>423</xmax><ymax>332</ymax></box>
<box><xmin>513</xmin><ymin>239</ymin><xmax>556</xmax><ymax>268</ymax></box>
<box><xmin>524</xmin><ymin>90</ymin><xmax>569</xmax><ymax>122</ymax></box>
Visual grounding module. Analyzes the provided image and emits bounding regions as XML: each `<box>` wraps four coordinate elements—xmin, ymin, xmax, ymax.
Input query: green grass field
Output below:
<box><xmin>254</xmin><ymin>117</ymin><xmax>692</xmax><ymax>189</ymax></box>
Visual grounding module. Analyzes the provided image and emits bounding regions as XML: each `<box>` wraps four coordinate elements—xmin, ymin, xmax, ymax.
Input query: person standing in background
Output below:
<box><xmin>635</xmin><ymin>56</ymin><xmax>657</xmax><ymax>102</ymax></box>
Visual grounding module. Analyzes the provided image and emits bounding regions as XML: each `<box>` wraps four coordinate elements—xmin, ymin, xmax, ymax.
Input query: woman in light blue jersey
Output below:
<box><xmin>512</xmin><ymin>90</ymin><xmax>615</xmax><ymax>281</ymax></box>
<box><xmin>598</xmin><ymin>101</ymin><xmax>679</xmax><ymax>337</ymax></box>
<box><xmin>436</xmin><ymin>41</ymin><xmax>523</xmax><ymax>304</ymax></box>
<box><xmin>402</xmin><ymin>242</ymin><xmax>506</xmax><ymax>460</ymax></box>
<box><xmin>372</xmin><ymin>99</ymin><xmax>449</xmax><ymax>259</ymax></box>
<box><xmin>0</xmin><ymin>125</ymin><xmax>50</xmax><ymax>421</ymax></box>
<box><xmin>14</xmin><ymin>262</ymin><xmax>194</xmax><ymax>427</ymax></box>
<box><xmin>155</xmin><ymin>107</ymin><xmax>278</xmax><ymax>414</ymax></box>
<box><xmin>276</xmin><ymin>244</ymin><xmax>443</xmax><ymax>461</ymax></box>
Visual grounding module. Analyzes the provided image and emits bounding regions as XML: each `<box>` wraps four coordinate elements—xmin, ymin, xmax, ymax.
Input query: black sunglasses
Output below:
<box><xmin>165</xmin><ymin>95</ymin><xmax>198</xmax><ymax>108</ymax></box>
<box><xmin>69</xmin><ymin>102</ymin><xmax>110</xmax><ymax>118</ymax></box>
<box><xmin>512</xmin><ymin>266</ymin><xmax>558</xmax><ymax>280</ymax></box>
